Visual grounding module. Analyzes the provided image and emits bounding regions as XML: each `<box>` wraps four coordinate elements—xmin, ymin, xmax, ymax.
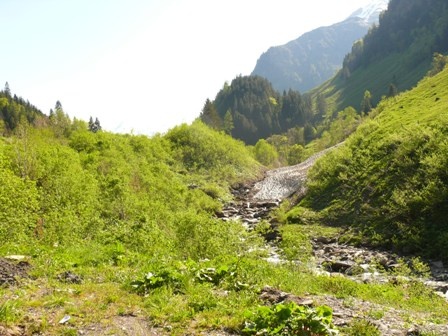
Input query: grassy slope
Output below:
<box><xmin>301</xmin><ymin>66</ymin><xmax>448</xmax><ymax>258</ymax></box>
<box><xmin>311</xmin><ymin>53</ymin><xmax>431</xmax><ymax>115</ymax></box>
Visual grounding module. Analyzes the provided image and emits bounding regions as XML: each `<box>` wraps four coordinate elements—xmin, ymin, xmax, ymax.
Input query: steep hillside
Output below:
<box><xmin>299</xmin><ymin>65</ymin><xmax>448</xmax><ymax>260</ymax></box>
<box><xmin>0</xmin><ymin>83</ymin><xmax>45</xmax><ymax>132</ymax></box>
<box><xmin>312</xmin><ymin>0</ymin><xmax>448</xmax><ymax>114</ymax></box>
<box><xmin>251</xmin><ymin>0</ymin><xmax>387</xmax><ymax>93</ymax></box>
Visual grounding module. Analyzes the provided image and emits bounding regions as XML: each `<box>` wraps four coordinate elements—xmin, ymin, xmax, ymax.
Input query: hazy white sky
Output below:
<box><xmin>1</xmin><ymin>0</ymin><xmax>373</xmax><ymax>135</ymax></box>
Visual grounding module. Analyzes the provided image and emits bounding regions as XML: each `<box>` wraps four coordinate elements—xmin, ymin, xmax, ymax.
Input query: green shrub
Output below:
<box><xmin>131</xmin><ymin>268</ymin><xmax>184</xmax><ymax>295</ymax></box>
<box><xmin>242</xmin><ymin>302</ymin><xmax>338</xmax><ymax>335</ymax></box>
<box><xmin>343</xmin><ymin>319</ymin><xmax>380</xmax><ymax>336</ymax></box>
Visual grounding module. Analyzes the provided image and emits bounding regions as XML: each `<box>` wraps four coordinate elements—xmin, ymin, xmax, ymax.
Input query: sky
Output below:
<box><xmin>0</xmin><ymin>0</ymin><xmax>374</xmax><ymax>135</ymax></box>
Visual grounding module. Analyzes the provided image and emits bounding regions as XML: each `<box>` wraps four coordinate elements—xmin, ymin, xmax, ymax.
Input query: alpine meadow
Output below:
<box><xmin>1</xmin><ymin>0</ymin><xmax>448</xmax><ymax>335</ymax></box>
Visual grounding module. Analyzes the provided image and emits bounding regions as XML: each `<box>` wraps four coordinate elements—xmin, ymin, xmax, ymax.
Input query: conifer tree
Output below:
<box><xmin>89</xmin><ymin>116</ymin><xmax>102</xmax><ymax>133</ymax></box>
<box><xmin>223</xmin><ymin>110</ymin><xmax>234</xmax><ymax>135</ymax></box>
<box><xmin>200</xmin><ymin>99</ymin><xmax>221</xmax><ymax>129</ymax></box>
<box><xmin>388</xmin><ymin>83</ymin><xmax>398</xmax><ymax>97</ymax></box>
<box><xmin>94</xmin><ymin>117</ymin><xmax>102</xmax><ymax>132</ymax></box>
<box><xmin>361</xmin><ymin>90</ymin><xmax>373</xmax><ymax>113</ymax></box>
<box><xmin>4</xmin><ymin>82</ymin><xmax>11</xmax><ymax>97</ymax></box>
<box><xmin>316</xmin><ymin>93</ymin><xmax>327</xmax><ymax>115</ymax></box>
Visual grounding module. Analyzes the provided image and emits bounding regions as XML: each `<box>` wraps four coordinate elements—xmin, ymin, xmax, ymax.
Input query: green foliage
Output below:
<box><xmin>242</xmin><ymin>302</ymin><xmax>338</xmax><ymax>335</ymax></box>
<box><xmin>278</xmin><ymin>225</ymin><xmax>312</xmax><ymax>262</ymax></box>
<box><xmin>223</xmin><ymin>109</ymin><xmax>235</xmax><ymax>135</ymax></box>
<box><xmin>166</xmin><ymin>120</ymin><xmax>259</xmax><ymax>180</ymax></box>
<box><xmin>2</xmin><ymin>87</ymin><xmax>448</xmax><ymax>334</ymax></box>
<box><xmin>206</xmin><ymin>76</ymin><xmax>316</xmax><ymax>146</ymax></box>
<box><xmin>343</xmin><ymin>319</ymin><xmax>380</xmax><ymax>336</ymax></box>
<box><xmin>174</xmin><ymin>213</ymin><xmax>247</xmax><ymax>260</ymax></box>
<box><xmin>0</xmin><ymin>115</ymin><xmax>261</xmax><ymax>264</ymax></box>
<box><xmin>303</xmin><ymin>66</ymin><xmax>448</xmax><ymax>259</ymax></box>
<box><xmin>313</xmin><ymin>0</ymin><xmax>448</xmax><ymax>116</ymax></box>
<box><xmin>212</xmin><ymin>75</ymin><xmax>282</xmax><ymax>145</ymax></box>
<box><xmin>0</xmin><ymin>143</ymin><xmax>39</xmax><ymax>244</ymax></box>
<box><xmin>254</xmin><ymin>139</ymin><xmax>279</xmax><ymax>167</ymax></box>
<box><xmin>195</xmin><ymin>265</ymin><xmax>235</xmax><ymax>286</ymax></box>
<box><xmin>360</xmin><ymin>90</ymin><xmax>372</xmax><ymax>113</ymax></box>
<box><xmin>200</xmin><ymin>98</ymin><xmax>222</xmax><ymax>129</ymax></box>
<box><xmin>49</xmin><ymin>102</ymin><xmax>71</xmax><ymax>138</ymax></box>
<box><xmin>0</xmin><ymin>86</ymin><xmax>44</xmax><ymax>132</ymax></box>
<box><xmin>131</xmin><ymin>269</ymin><xmax>184</xmax><ymax>295</ymax></box>
<box><xmin>390</xmin><ymin>257</ymin><xmax>431</xmax><ymax>278</ymax></box>
<box><xmin>427</xmin><ymin>52</ymin><xmax>448</xmax><ymax>77</ymax></box>
<box><xmin>0</xmin><ymin>300</ymin><xmax>21</xmax><ymax>326</ymax></box>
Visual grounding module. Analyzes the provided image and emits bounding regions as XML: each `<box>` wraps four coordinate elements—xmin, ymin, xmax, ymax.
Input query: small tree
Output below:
<box><xmin>89</xmin><ymin>116</ymin><xmax>102</xmax><ymax>133</ymax></box>
<box><xmin>4</xmin><ymin>82</ymin><xmax>11</xmax><ymax>96</ymax></box>
<box><xmin>223</xmin><ymin>110</ymin><xmax>234</xmax><ymax>135</ymax></box>
<box><xmin>304</xmin><ymin>123</ymin><xmax>317</xmax><ymax>143</ymax></box>
<box><xmin>200</xmin><ymin>99</ymin><xmax>221</xmax><ymax>130</ymax></box>
<box><xmin>49</xmin><ymin>101</ymin><xmax>71</xmax><ymax>137</ymax></box>
<box><xmin>388</xmin><ymin>83</ymin><xmax>398</xmax><ymax>97</ymax></box>
<box><xmin>254</xmin><ymin>139</ymin><xmax>278</xmax><ymax>166</ymax></box>
<box><xmin>427</xmin><ymin>52</ymin><xmax>448</xmax><ymax>77</ymax></box>
<box><xmin>361</xmin><ymin>90</ymin><xmax>373</xmax><ymax>113</ymax></box>
<box><xmin>316</xmin><ymin>93</ymin><xmax>327</xmax><ymax>116</ymax></box>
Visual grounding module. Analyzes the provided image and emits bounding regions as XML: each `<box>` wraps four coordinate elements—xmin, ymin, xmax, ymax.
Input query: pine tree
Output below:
<box><xmin>388</xmin><ymin>83</ymin><xmax>398</xmax><ymax>97</ymax></box>
<box><xmin>200</xmin><ymin>99</ymin><xmax>221</xmax><ymax>129</ymax></box>
<box><xmin>89</xmin><ymin>116</ymin><xmax>101</xmax><ymax>133</ymax></box>
<box><xmin>316</xmin><ymin>93</ymin><xmax>327</xmax><ymax>115</ymax></box>
<box><xmin>361</xmin><ymin>90</ymin><xmax>373</xmax><ymax>113</ymax></box>
<box><xmin>4</xmin><ymin>82</ymin><xmax>11</xmax><ymax>97</ymax></box>
<box><xmin>223</xmin><ymin>110</ymin><xmax>234</xmax><ymax>135</ymax></box>
<box><xmin>94</xmin><ymin>118</ymin><xmax>102</xmax><ymax>132</ymax></box>
<box><xmin>50</xmin><ymin>101</ymin><xmax>71</xmax><ymax>137</ymax></box>
<box><xmin>55</xmin><ymin>100</ymin><xmax>63</xmax><ymax>111</ymax></box>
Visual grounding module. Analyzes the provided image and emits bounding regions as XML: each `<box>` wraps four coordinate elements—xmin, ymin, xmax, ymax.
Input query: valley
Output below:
<box><xmin>217</xmin><ymin>145</ymin><xmax>448</xmax><ymax>335</ymax></box>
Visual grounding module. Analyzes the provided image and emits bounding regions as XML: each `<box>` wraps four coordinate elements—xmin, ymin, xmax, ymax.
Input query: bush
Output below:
<box><xmin>242</xmin><ymin>302</ymin><xmax>338</xmax><ymax>335</ymax></box>
<box><xmin>343</xmin><ymin>319</ymin><xmax>380</xmax><ymax>336</ymax></box>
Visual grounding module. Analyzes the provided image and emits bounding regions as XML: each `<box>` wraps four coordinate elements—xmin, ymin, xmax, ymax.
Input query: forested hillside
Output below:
<box><xmin>201</xmin><ymin>76</ymin><xmax>316</xmax><ymax>145</ymax></box>
<box><xmin>0</xmin><ymin>83</ymin><xmax>44</xmax><ymax>132</ymax></box>
<box><xmin>297</xmin><ymin>65</ymin><xmax>448</xmax><ymax>260</ymax></box>
<box><xmin>313</xmin><ymin>0</ymin><xmax>448</xmax><ymax>114</ymax></box>
<box><xmin>251</xmin><ymin>0</ymin><xmax>386</xmax><ymax>93</ymax></box>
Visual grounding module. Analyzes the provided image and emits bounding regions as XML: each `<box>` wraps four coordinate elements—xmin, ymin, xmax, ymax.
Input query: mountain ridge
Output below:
<box><xmin>251</xmin><ymin>0</ymin><xmax>388</xmax><ymax>93</ymax></box>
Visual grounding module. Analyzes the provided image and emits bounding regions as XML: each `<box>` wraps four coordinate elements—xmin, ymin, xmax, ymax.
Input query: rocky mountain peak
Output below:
<box><xmin>348</xmin><ymin>0</ymin><xmax>389</xmax><ymax>25</ymax></box>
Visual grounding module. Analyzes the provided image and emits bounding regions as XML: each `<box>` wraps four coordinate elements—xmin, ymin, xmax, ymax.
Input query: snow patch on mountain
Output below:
<box><xmin>349</xmin><ymin>0</ymin><xmax>389</xmax><ymax>24</ymax></box>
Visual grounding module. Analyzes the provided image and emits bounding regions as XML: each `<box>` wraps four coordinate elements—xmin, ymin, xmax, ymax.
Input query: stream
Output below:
<box><xmin>217</xmin><ymin>148</ymin><xmax>448</xmax><ymax>335</ymax></box>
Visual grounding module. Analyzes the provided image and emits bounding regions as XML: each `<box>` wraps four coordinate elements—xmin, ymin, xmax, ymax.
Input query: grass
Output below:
<box><xmin>0</xmin><ymin>239</ymin><xmax>447</xmax><ymax>335</ymax></box>
<box><xmin>311</xmin><ymin>51</ymin><xmax>432</xmax><ymax>116</ymax></box>
<box><xmin>302</xmin><ymin>66</ymin><xmax>448</xmax><ymax>259</ymax></box>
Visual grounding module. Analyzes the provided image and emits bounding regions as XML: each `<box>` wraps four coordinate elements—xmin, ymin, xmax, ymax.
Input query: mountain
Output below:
<box><xmin>313</xmin><ymin>0</ymin><xmax>448</xmax><ymax>115</ymax></box>
<box><xmin>299</xmin><ymin>64</ymin><xmax>448</xmax><ymax>259</ymax></box>
<box><xmin>348</xmin><ymin>0</ymin><xmax>389</xmax><ymax>25</ymax></box>
<box><xmin>251</xmin><ymin>0</ymin><xmax>388</xmax><ymax>93</ymax></box>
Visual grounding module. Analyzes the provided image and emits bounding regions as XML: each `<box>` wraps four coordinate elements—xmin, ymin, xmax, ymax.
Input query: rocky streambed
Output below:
<box><xmin>217</xmin><ymin>148</ymin><xmax>448</xmax><ymax>335</ymax></box>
